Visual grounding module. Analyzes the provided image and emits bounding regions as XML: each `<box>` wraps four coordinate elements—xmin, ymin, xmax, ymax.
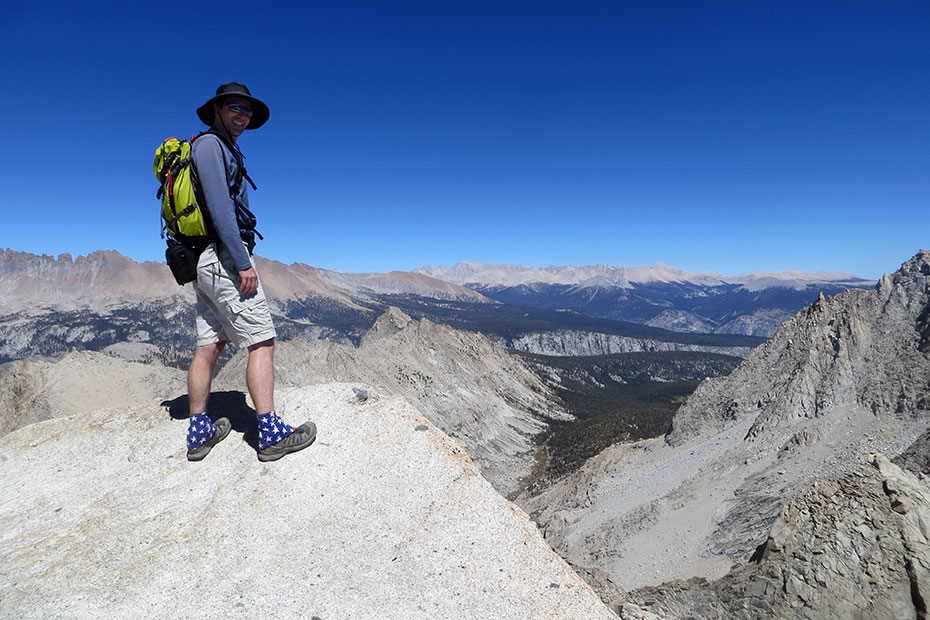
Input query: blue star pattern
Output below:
<box><xmin>187</xmin><ymin>413</ymin><xmax>217</xmax><ymax>450</ymax></box>
<box><xmin>258</xmin><ymin>411</ymin><xmax>294</xmax><ymax>450</ymax></box>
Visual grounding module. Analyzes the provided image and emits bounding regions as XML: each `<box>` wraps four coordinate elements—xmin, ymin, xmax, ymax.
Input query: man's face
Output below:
<box><xmin>214</xmin><ymin>96</ymin><xmax>252</xmax><ymax>139</ymax></box>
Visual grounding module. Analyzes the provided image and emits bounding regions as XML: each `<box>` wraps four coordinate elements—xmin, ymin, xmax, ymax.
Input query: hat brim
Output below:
<box><xmin>197</xmin><ymin>94</ymin><xmax>269</xmax><ymax>130</ymax></box>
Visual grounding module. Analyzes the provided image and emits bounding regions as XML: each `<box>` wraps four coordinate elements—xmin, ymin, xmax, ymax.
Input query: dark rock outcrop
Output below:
<box><xmin>626</xmin><ymin>455</ymin><xmax>930</xmax><ymax>620</ymax></box>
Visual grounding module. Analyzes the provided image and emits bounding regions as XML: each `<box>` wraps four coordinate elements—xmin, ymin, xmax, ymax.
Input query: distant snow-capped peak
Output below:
<box><xmin>413</xmin><ymin>261</ymin><xmax>872</xmax><ymax>290</ymax></box>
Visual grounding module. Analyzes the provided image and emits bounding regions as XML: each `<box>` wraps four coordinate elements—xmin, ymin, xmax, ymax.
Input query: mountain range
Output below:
<box><xmin>415</xmin><ymin>260</ymin><xmax>870</xmax><ymax>289</ymax></box>
<box><xmin>416</xmin><ymin>261</ymin><xmax>875</xmax><ymax>337</ymax></box>
<box><xmin>0</xmin><ymin>249</ymin><xmax>773</xmax><ymax>364</ymax></box>
<box><xmin>0</xmin><ymin>247</ymin><xmax>927</xmax><ymax>617</ymax></box>
<box><xmin>2</xmin><ymin>249</ymin><xmax>873</xmax><ymax>366</ymax></box>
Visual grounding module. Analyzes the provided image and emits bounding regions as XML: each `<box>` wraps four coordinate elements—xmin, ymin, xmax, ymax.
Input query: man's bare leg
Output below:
<box><xmin>188</xmin><ymin>341</ymin><xmax>227</xmax><ymax>415</ymax></box>
<box><xmin>250</xmin><ymin>337</ymin><xmax>316</xmax><ymax>460</ymax></box>
<box><xmin>247</xmin><ymin>338</ymin><xmax>275</xmax><ymax>415</ymax></box>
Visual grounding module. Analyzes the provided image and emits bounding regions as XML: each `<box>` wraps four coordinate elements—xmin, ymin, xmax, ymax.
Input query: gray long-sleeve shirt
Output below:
<box><xmin>191</xmin><ymin>133</ymin><xmax>253</xmax><ymax>271</ymax></box>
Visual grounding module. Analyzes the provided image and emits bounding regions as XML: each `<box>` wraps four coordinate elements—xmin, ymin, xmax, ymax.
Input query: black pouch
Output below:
<box><xmin>242</xmin><ymin>229</ymin><xmax>256</xmax><ymax>255</ymax></box>
<box><xmin>165</xmin><ymin>239</ymin><xmax>199</xmax><ymax>285</ymax></box>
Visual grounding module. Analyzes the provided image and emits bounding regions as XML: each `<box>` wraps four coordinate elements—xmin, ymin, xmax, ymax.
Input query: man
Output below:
<box><xmin>184</xmin><ymin>82</ymin><xmax>316</xmax><ymax>462</ymax></box>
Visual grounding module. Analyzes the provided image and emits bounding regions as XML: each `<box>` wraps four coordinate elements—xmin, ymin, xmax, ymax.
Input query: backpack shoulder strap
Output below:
<box><xmin>195</xmin><ymin>130</ymin><xmax>258</xmax><ymax>193</ymax></box>
<box><xmin>192</xmin><ymin>131</ymin><xmax>262</xmax><ymax>243</ymax></box>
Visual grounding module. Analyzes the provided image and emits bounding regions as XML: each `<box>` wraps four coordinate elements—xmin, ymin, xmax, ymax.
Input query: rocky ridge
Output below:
<box><xmin>645</xmin><ymin>309</ymin><xmax>717</xmax><ymax>334</ymax></box>
<box><xmin>0</xmin><ymin>249</ymin><xmax>173</xmax><ymax>312</ymax></box>
<box><xmin>669</xmin><ymin>250</ymin><xmax>930</xmax><ymax>446</ymax></box>
<box><xmin>314</xmin><ymin>268</ymin><xmax>488</xmax><ymax>299</ymax></box>
<box><xmin>0</xmin><ymin>249</ymin><xmax>482</xmax><ymax>311</ymax></box>
<box><xmin>0</xmin><ymin>384</ymin><xmax>615</xmax><ymax>620</ymax></box>
<box><xmin>522</xmin><ymin>251</ymin><xmax>930</xmax><ymax>617</ymax></box>
<box><xmin>623</xmin><ymin>455</ymin><xmax>930</xmax><ymax>620</ymax></box>
<box><xmin>503</xmin><ymin>329</ymin><xmax>755</xmax><ymax>358</ymax></box>
<box><xmin>0</xmin><ymin>351</ymin><xmax>185</xmax><ymax>435</ymax></box>
<box><xmin>216</xmin><ymin>307</ymin><xmax>568</xmax><ymax>496</ymax></box>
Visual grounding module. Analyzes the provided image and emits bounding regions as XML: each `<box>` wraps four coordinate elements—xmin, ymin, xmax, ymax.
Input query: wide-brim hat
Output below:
<box><xmin>197</xmin><ymin>82</ymin><xmax>270</xmax><ymax>130</ymax></box>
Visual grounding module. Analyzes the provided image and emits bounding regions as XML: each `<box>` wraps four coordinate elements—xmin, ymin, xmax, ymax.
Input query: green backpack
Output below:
<box><xmin>154</xmin><ymin>135</ymin><xmax>211</xmax><ymax>244</ymax></box>
<box><xmin>153</xmin><ymin>132</ymin><xmax>257</xmax><ymax>284</ymax></box>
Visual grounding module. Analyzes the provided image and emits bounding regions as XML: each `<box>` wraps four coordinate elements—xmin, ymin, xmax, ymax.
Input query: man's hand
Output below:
<box><xmin>238</xmin><ymin>267</ymin><xmax>259</xmax><ymax>296</ymax></box>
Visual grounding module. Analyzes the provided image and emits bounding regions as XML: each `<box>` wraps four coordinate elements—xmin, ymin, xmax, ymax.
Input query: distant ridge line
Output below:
<box><xmin>413</xmin><ymin>260</ymin><xmax>875</xmax><ymax>289</ymax></box>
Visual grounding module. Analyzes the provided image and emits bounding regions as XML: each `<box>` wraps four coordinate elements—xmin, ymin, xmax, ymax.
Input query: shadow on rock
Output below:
<box><xmin>162</xmin><ymin>391</ymin><xmax>259</xmax><ymax>450</ymax></box>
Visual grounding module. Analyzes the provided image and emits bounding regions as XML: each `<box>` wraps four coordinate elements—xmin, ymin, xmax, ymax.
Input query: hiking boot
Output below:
<box><xmin>257</xmin><ymin>421</ymin><xmax>317</xmax><ymax>462</ymax></box>
<box><xmin>187</xmin><ymin>417</ymin><xmax>231</xmax><ymax>461</ymax></box>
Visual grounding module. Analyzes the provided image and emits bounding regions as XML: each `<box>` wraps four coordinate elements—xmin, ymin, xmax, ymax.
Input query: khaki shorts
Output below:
<box><xmin>193</xmin><ymin>243</ymin><xmax>276</xmax><ymax>348</ymax></box>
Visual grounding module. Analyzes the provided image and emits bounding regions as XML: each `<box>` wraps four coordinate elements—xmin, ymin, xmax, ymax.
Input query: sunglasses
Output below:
<box><xmin>225</xmin><ymin>102</ymin><xmax>253</xmax><ymax>117</ymax></box>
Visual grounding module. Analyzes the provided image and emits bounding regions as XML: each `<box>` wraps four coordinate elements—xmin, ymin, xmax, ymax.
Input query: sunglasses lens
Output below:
<box><xmin>227</xmin><ymin>103</ymin><xmax>252</xmax><ymax>117</ymax></box>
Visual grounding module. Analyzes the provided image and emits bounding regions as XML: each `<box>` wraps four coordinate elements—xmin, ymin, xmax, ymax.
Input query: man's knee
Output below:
<box><xmin>194</xmin><ymin>340</ymin><xmax>227</xmax><ymax>362</ymax></box>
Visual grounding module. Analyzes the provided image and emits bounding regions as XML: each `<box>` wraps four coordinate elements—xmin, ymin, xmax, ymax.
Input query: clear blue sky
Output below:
<box><xmin>2</xmin><ymin>1</ymin><xmax>927</xmax><ymax>279</ymax></box>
